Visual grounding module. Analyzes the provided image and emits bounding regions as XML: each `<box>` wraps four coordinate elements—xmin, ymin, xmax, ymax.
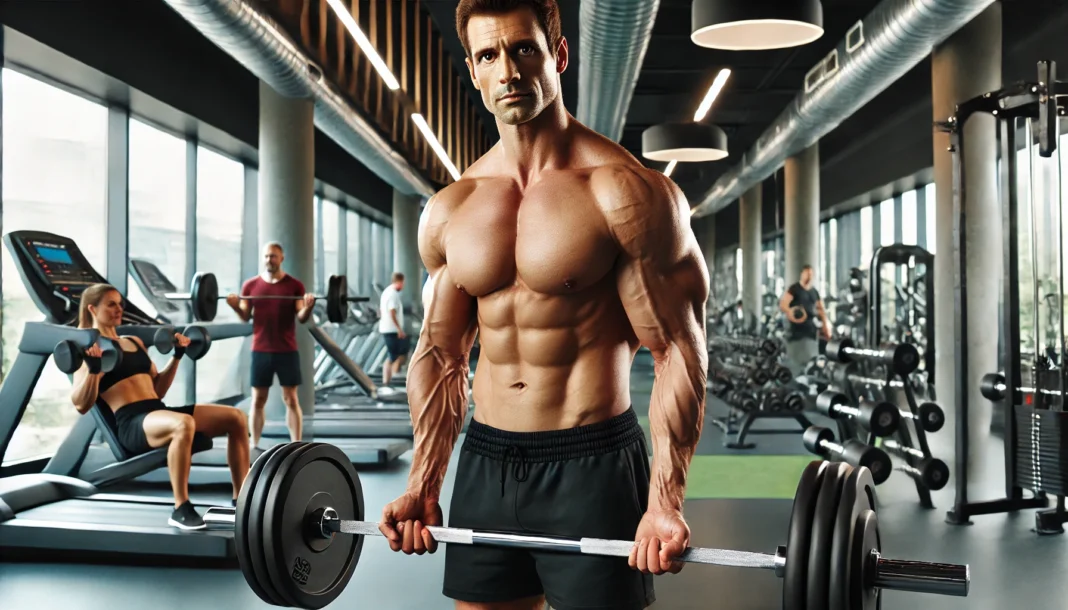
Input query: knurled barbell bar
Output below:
<box><xmin>826</xmin><ymin>338</ymin><xmax>920</xmax><ymax>376</ymax></box>
<box><xmin>199</xmin><ymin>441</ymin><xmax>968</xmax><ymax>610</ymax></box>
<box><xmin>163</xmin><ymin>272</ymin><xmax>368</xmax><ymax>324</ymax></box>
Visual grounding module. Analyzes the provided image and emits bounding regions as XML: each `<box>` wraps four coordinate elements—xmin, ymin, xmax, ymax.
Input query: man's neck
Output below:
<box><xmin>262</xmin><ymin>270</ymin><xmax>286</xmax><ymax>283</ymax></box>
<box><xmin>496</xmin><ymin>97</ymin><xmax>572</xmax><ymax>187</ymax></box>
<box><xmin>800</xmin><ymin>280</ymin><xmax>812</xmax><ymax>289</ymax></box>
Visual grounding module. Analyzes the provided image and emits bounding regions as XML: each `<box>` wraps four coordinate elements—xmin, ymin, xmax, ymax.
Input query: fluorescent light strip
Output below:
<box><xmin>664</xmin><ymin>159</ymin><xmax>678</xmax><ymax>178</ymax></box>
<box><xmin>326</xmin><ymin>0</ymin><xmax>400</xmax><ymax>90</ymax></box>
<box><xmin>412</xmin><ymin>113</ymin><xmax>461</xmax><ymax>181</ymax></box>
<box><xmin>693</xmin><ymin>68</ymin><xmax>731</xmax><ymax>122</ymax></box>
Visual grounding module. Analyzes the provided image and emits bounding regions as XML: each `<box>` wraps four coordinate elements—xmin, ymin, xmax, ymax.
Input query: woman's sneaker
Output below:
<box><xmin>168</xmin><ymin>501</ymin><xmax>206</xmax><ymax>530</ymax></box>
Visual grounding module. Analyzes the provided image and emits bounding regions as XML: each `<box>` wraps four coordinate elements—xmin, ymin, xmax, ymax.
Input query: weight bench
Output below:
<box><xmin>85</xmin><ymin>403</ymin><xmax>213</xmax><ymax>487</ymax></box>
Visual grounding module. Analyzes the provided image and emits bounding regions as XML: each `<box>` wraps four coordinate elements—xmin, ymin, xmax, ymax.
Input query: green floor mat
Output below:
<box><xmin>684</xmin><ymin>455</ymin><xmax>816</xmax><ymax>499</ymax></box>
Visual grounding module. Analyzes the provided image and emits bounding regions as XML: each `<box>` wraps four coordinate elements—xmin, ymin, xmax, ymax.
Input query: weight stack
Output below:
<box><xmin>1014</xmin><ymin>406</ymin><xmax>1068</xmax><ymax>495</ymax></box>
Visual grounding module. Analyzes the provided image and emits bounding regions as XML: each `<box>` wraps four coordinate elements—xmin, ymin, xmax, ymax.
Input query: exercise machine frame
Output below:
<box><xmin>942</xmin><ymin>60</ymin><xmax>1066</xmax><ymax>531</ymax></box>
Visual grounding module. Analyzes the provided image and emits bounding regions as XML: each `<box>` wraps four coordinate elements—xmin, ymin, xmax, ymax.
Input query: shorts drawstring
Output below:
<box><xmin>500</xmin><ymin>445</ymin><xmax>530</xmax><ymax>497</ymax></box>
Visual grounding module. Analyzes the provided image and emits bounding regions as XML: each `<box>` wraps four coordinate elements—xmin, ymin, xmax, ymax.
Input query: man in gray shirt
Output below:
<box><xmin>779</xmin><ymin>264</ymin><xmax>831</xmax><ymax>372</ymax></box>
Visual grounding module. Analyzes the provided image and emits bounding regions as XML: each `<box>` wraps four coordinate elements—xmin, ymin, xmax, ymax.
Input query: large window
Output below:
<box><xmin>127</xmin><ymin>117</ymin><xmax>190</xmax><ymax>402</ymax></box>
<box><xmin>879</xmin><ymin>198</ymin><xmax>895</xmax><ymax>247</ymax></box>
<box><xmin>2</xmin><ymin>69</ymin><xmax>108</xmax><ymax>463</ymax></box>
<box><xmin>860</xmin><ymin>205</ymin><xmax>874</xmax><ymax>268</ymax></box>
<box><xmin>195</xmin><ymin>146</ymin><xmax>246</xmax><ymax>402</ymax></box>
<box><xmin>925</xmin><ymin>183</ymin><xmax>937</xmax><ymax>254</ymax></box>
<box><xmin>901</xmin><ymin>190</ymin><xmax>918</xmax><ymax>246</ymax></box>
<box><xmin>347</xmin><ymin>211</ymin><xmax>363</xmax><ymax>296</ymax></box>
<box><xmin>322</xmin><ymin>199</ymin><xmax>340</xmax><ymax>290</ymax></box>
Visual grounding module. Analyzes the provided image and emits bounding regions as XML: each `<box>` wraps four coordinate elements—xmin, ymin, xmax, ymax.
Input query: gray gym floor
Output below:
<box><xmin>0</xmin><ymin>362</ymin><xmax>1063</xmax><ymax>609</ymax></box>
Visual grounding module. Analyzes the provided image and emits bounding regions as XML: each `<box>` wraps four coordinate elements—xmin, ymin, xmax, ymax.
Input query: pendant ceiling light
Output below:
<box><xmin>691</xmin><ymin>0</ymin><xmax>824</xmax><ymax>51</ymax></box>
<box><xmin>642</xmin><ymin>123</ymin><xmax>728</xmax><ymax>163</ymax></box>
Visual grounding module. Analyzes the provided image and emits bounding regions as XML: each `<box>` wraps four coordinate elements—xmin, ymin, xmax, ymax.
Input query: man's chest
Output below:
<box><xmin>443</xmin><ymin>180</ymin><xmax>619</xmax><ymax>297</ymax></box>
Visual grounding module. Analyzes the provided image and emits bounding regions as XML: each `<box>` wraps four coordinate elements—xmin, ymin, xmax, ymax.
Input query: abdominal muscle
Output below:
<box><xmin>469</xmin><ymin>280</ymin><xmax>638</xmax><ymax>432</ymax></box>
<box><xmin>100</xmin><ymin>375</ymin><xmax>159</xmax><ymax>412</ymax></box>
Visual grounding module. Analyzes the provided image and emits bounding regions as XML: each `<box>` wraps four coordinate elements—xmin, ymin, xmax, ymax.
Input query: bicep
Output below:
<box><xmin>419</xmin><ymin>265</ymin><xmax>477</xmax><ymax>357</ymax></box>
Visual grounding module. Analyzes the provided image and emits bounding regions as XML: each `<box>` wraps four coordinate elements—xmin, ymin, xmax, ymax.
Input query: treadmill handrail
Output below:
<box><xmin>18</xmin><ymin>321</ymin><xmax>100</xmax><ymax>355</ymax></box>
<box><xmin>307</xmin><ymin>324</ymin><xmax>380</xmax><ymax>397</ymax></box>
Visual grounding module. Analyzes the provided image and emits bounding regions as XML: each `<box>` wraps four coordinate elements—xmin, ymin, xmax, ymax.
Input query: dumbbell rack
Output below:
<box><xmin>838</xmin><ymin>365</ymin><xmax>940</xmax><ymax>508</ymax></box>
<box><xmin>941</xmin><ymin>62</ymin><xmax>1066</xmax><ymax>533</ymax></box>
<box><xmin>708</xmin><ymin>335</ymin><xmax>812</xmax><ymax>450</ymax></box>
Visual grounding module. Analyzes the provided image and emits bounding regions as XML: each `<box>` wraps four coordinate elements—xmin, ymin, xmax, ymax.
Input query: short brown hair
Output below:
<box><xmin>392</xmin><ymin>272</ymin><xmax>405</xmax><ymax>283</ymax></box>
<box><xmin>456</xmin><ymin>0</ymin><xmax>562</xmax><ymax>58</ymax></box>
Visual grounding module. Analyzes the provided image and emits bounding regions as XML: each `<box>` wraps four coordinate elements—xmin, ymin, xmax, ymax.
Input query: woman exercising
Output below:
<box><xmin>70</xmin><ymin>283</ymin><xmax>251</xmax><ymax>531</ymax></box>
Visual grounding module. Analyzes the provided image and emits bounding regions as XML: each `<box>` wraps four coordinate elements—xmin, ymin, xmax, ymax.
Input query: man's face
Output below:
<box><xmin>464</xmin><ymin>7</ymin><xmax>567</xmax><ymax>126</ymax></box>
<box><xmin>263</xmin><ymin>246</ymin><xmax>283</xmax><ymax>272</ymax></box>
<box><xmin>801</xmin><ymin>268</ymin><xmax>814</xmax><ymax>284</ymax></box>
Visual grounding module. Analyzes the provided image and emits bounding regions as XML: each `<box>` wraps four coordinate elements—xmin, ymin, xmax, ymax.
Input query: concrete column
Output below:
<box><xmin>784</xmin><ymin>143</ymin><xmax>821</xmax><ymax>283</ymax></box>
<box><xmin>393</xmin><ymin>190</ymin><xmax>423</xmax><ymax>322</ymax></box>
<box><xmin>258</xmin><ymin>81</ymin><xmax>316</xmax><ymax>440</ymax></box>
<box><xmin>931</xmin><ymin>4</ymin><xmax>1002</xmax><ymax>476</ymax></box>
<box><xmin>740</xmin><ymin>185</ymin><xmax>763</xmax><ymax>328</ymax></box>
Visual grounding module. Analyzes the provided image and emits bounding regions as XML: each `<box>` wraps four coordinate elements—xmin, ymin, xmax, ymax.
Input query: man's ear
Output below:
<box><xmin>555</xmin><ymin>37</ymin><xmax>569</xmax><ymax>74</ymax></box>
<box><xmin>465</xmin><ymin>57</ymin><xmax>480</xmax><ymax>90</ymax></box>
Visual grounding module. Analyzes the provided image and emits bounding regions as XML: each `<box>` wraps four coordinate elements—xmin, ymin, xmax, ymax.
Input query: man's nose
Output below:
<box><xmin>497</xmin><ymin>54</ymin><xmax>519</xmax><ymax>85</ymax></box>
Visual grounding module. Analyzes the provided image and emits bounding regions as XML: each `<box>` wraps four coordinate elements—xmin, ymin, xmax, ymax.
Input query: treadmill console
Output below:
<box><xmin>3</xmin><ymin>230</ymin><xmax>157</xmax><ymax>326</ymax></box>
<box><xmin>129</xmin><ymin>258</ymin><xmax>185</xmax><ymax>320</ymax></box>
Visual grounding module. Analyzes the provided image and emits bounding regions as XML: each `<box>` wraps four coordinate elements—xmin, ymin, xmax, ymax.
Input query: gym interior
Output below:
<box><xmin>1</xmin><ymin>0</ymin><xmax>1067</xmax><ymax>608</ymax></box>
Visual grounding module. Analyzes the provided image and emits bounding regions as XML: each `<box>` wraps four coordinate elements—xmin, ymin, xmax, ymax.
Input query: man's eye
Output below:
<box><xmin>518</xmin><ymin>46</ymin><xmax>534</xmax><ymax>55</ymax></box>
<box><xmin>480</xmin><ymin>53</ymin><xmax>494</xmax><ymax>62</ymax></box>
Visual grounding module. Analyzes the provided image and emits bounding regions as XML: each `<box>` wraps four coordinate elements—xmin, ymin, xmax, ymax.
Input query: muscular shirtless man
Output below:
<box><xmin>379</xmin><ymin>1</ymin><xmax>710</xmax><ymax>609</ymax></box>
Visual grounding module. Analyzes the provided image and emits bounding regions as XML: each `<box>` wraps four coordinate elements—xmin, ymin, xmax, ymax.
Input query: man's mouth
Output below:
<box><xmin>499</xmin><ymin>92</ymin><xmax>530</xmax><ymax>102</ymax></box>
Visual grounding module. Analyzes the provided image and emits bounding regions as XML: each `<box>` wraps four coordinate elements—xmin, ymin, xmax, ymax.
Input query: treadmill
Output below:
<box><xmin>0</xmin><ymin>230</ymin><xmax>232</xmax><ymax>560</ymax></box>
<box><xmin>129</xmin><ymin>258</ymin><xmax>414</xmax><ymax>458</ymax></box>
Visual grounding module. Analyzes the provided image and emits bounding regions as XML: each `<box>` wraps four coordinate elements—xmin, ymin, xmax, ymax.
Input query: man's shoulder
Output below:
<box><xmin>587</xmin><ymin>161</ymin><xmax>685</xmax><ymax>223</ymax></box>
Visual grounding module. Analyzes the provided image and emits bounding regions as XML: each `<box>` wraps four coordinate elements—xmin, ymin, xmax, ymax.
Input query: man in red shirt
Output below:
<box><xmin>226</xmin><ymin>242</ymin><xmax>315</xmax><ymax>446</ymax></box>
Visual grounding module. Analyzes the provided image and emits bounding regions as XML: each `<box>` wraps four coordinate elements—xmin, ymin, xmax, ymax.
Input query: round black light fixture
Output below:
<box><xmin>691</xmin><ymin>0</ymin><xmax>824</xmax><ymax>51</ymax></box>
<box><xmin>642</xmin><ymin>123</ymin><xmax>728</xmax><ymax>162</ymax></box>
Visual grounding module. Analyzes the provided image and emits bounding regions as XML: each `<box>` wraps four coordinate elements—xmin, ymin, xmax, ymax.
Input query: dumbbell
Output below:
<box><xmin>882</xmin><ymin>439</ymin><xmax>950</xmax><ymax>491</ymax></box>
<box><xmin>762</xmin><ymin>391</ymin><xmax>785</xmax><ymax>412</ymax></box>
<box><xmin>727</xmin><ymin>390</ymin><xmax>759</xmax><ymax>412</ymax></box>
<box><xmin>709</xmin><ymin>335</ymin><xmax>779</xmax><ymax>356</ymax></box>
<box><xmin>815</xmin><ymin>390</ymin><xmax>901</xmax><ymax>437</ymax></box>
<box><xmin>53</xmin><ymin>338</ymin><xmax>122</xmax><ymax>374</ymax></box>
<box><xmin>904</xmin><ymin>402</ymin><xmax>944</xmax><ymax>433</ymax></box>
<box><xmin>979</xmin><ymin>373</ymin><xmax>1056</xmax><ymax>402</ymax></box>
<box><xmin>782</xmin><ymin>390</ymin><xmax>806</xmax><ymax>412</ymax></box>
<box><xmin>719</xmin><ymin>361</ymin><xmax>770</xmax><ymax>386</ymax></box>
<box><xmin>826</xmin><ymin>337</ymin><xmax>920</xmax><ymax>376</ymax></box>
<box><xmin>771</xmin><ymin>364</ymin><xmax>793</xmax><ymax>385</ymax></box>
<box><xmin>802</xmin><ymin>426</ymin><xmax>892</xmax><ymax>484</ymax></box>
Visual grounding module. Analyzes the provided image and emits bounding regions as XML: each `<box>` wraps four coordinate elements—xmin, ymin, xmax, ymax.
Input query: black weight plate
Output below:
<box><xmin>182</xmin><ymin>325</ymin><xmax>212</xmax><ymax>360</ymax></box>
<box><xmin>236</xmin><ymin>442</ymin><xmax>289</xmax><ymax>606</ymax></box>
<box><xmin>829</xmin><ymin>465</ymin><xmax>877</xmax><ymax>610</ymax></box>
<box><xmin>849</xmin><ymin>510</ymin><xmax>881</xmax><ymax>610</ymax></box>
<box><xmin>783</xmin><ymin>460</ymin><xmax>829</xmax><ymax>610</ymax></box>
<box><xmin>249</xmin><ymin>442</ymin><xmax>308</xmax><ymax>607</ymax></box>
<box><xmin>265</xmin><ymin>442</ymin><xmax>365</xmax><ymax>609</ymax></box>
<box><xmin>261</xmin><ymin>443</ymin><xmax>321</xmax><ymax>607</ymax></box>
<box><xmin>807</xmin><ymin>462</ymin><xmax>848</xmax><ymax>610</ymax></box>
<box><xmin>326</xmin><ymin>275</ymin><xmax>341</xmax><ymax>324</ymax></box>
<box><xmin>190</xmin><ymin>271</ymin><xmax>219</xmax><ymax>322</ymax></box>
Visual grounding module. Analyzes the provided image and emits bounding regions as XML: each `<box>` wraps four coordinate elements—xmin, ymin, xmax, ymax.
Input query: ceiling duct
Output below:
<box><xmin>577</xmin><ymin>0</ymin><xmax>661</xmax><ymax>141</ymax></box>
<box><xmin>160</xmin><ymin>0</ymin><xmax>435</xmax><ymax>197</ymax></box>
<box><xmin>690</xmin><ymin>0</ymin><xmax>997</xmax><ymax>217</ymax></box>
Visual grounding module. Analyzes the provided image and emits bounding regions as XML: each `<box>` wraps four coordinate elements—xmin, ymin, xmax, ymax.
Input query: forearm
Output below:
<box><xmin>391</xmin><ymin>312</ymin><xmax>401</xmax><ymax>330</ymax></box>
<box><xmin>647</xmin><ymin>338</ymin><xmax>708</xmax><ymax>512</ymax></box>
<box><xmin>404</xmin><ymin>341</ymin><xmax>470</xmax><ymax>500</ymax></box>
<box><xmin>71</xmin><ymin>373</ymin><xmax>102</xmax><ymax>413</ymax></box>
<box><xmin>297</xmin><ymin>307</ymin><xmax>313</xmax><ymax>324</ymax></box>
<box><xmin>154</xmin><ymin>357</ymin><xmax>181</xmax><ymax>397</ymax></box>
<box><xmin>230</xmin><ymin>304</ymin><xmax>251</xmax><ymax>322</ymax></box>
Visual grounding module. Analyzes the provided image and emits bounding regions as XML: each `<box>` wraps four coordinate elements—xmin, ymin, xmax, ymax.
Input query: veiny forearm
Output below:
<box><xmin>405</xmin><ymin>341</ymin><xmax>470</xmax><ymax>500</ymax></box>
<box><xmin>154</xmin><ymin>358</ymin><xmax>180</xmax><ymax>398</ymax></box>
<box><xmin>648</xmin><ymin>337</ymin><xmax>708</xmax><ymax>512</ymax></box>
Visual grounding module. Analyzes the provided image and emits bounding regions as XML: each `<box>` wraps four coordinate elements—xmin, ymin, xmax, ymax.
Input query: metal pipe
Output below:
<box><xmin>690</xmin><ymin>0</ymin><xmax>998</xmax><ymax>217</ymax></box>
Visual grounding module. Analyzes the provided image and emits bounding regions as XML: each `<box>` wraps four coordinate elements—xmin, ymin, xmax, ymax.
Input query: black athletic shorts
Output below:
<box><xmin>114</xmin><ymin>399</ymin><xmax>196</xmax><ymax>455</ymax></box>
<box><xmin>381</xmin><ymin>332</ymin><xmax>410</xmax><ymax>360</ymax></box>
<box><xmin>250</xmin><ymin>350</ymin><xmax>302</xmax><ymax>388</ymax></box>
<box><xmin>443</xmin><ymin>408</ymin><xmax>655</xmax><ymax>610</ymax></box>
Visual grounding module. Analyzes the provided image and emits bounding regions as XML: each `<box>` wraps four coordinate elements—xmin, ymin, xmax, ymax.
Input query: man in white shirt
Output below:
<box><xmin>378</xmin><ymin>272</ymin><xmax>409</xmax><ymax>386</ymax></box>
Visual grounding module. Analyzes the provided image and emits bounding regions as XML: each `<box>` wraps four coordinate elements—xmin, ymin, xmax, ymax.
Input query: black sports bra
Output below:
<box><xmin>98</xmin><ymin>339</ymin><xmax>153</xmax><ymax>394</ymax></box>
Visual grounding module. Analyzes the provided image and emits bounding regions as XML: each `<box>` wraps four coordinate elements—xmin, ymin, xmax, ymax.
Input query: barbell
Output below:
<box><xmin>164</xmin><ymin>273</ymin><xmax>368</xmax><ymax>324</ymax></box>
<box><xmin>199</xmin><ymin>441</ymin><xmax>969</xmax><ymax>610</ymax></box>
<box><xmin>826</xmin><ymin>338</ymin><xmax>920</xmax><ymax>376</ymax></box>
